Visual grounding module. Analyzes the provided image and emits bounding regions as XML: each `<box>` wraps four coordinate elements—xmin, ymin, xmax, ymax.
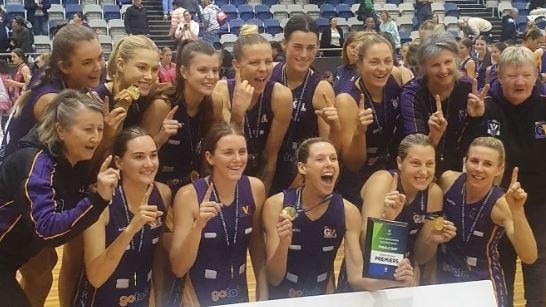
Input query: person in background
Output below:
<box><xmin>320</xmin><ymin>16</ymin><xmax>344</xmax><ymax>57</ymax></box>
<box><xmin>501</xmin><ymin>8</ymin><xmax>518</xmax><ymax>43</ymax></box>
<box><xmin>379</xmin><ymin>11</ymin><xmax>401</xmax><ymax>52</ymax></box>
<box><xmin>484</xmin><ymin>42</ymin><xmax>508</xmax><ymax>86</ymax></box>
<box><xmin>169</xmin><ymin>0</ymin><xmax>187</xmax><ymax>40</ymax></box>
<box><xmin>431</xmin><ymin>14</ymin><xmax>446</xmax><ymax>33</ymax></box>
<box><xmin>125</xmin><ymin>0</ymin><xmax>149</xmax><ymax>36</ymax></box>
<box><xmin>201</xmin><ymin>0</ymin><xmax>220</xmax><ymax>46</ymax></box>
<box><xmin>415</xmin><ymin>0</ymin><xmax>433</xmax><ymax>28</ymax></box>
<box><xmin>270</xmin><ymin>41</ymin><xmax>285</xmax><ymax>62</ymax></box>
<box><xmin>24</xmin><ymin>0</ymin><xmax>50</xmax><ymax>36</ymax></box>
<box><xmin>6</xmin><ymin>48</ymin><xmax>31</xmax><ymax>102</ymax></box>
<box><xmin>10</xmin><ymin>17</ymin><xmax>33</xmax><ymax>54</ymax></box>
<box><xmin>181</xmin><ymin>0</ymin><xmax>202</xmax><ymax>23</ymax></box>
<box><xmin>0</xmin><ymin>59</ymin><xmax>11</xmax><ymax>125</ymax></box>
<box><xmin>322</xmin><ymin>71</ymin><xmax>333</xmax><ymax>84</ymax></box>
<box><xmin>333</xmin><ymin>31</ymin><xmax>366</xmax><ymax>94</ymax></box>
<box><xmin>473</xmin><ymin>35</ymin><xmax>491</xmax><ymax>89</ymax></box>
<box><xmin>364</xmin><ymin>16</ymin><xmax>377</xmax><ymax>33</ymax></box>
<box><xmin>458</xmin><ymin>38</ymin><xmax>476</xmax><ymax>79</ymax></box>
<box><xmin>162</xmin><ymin>0</ymin><xmax>172</xmax><ymax>20</ymax></box>
<box><xmin>70</xmin><ymin>12</ymin><xmax>91</xmax><ymax>28</ymax></box>
<box><xmin>458</xmin><ymin>17</ymin><xmax>492</xmax><ymax>42</ymax></box>
<box><xmin>175</xmin><ymin>10</ymin><xmax>199</xmax><ymax>41</ymax></box>
<box><xmin>159</xmin><ymin>47</ymin><xmax>176</xmax><ymax>85</ymax></box>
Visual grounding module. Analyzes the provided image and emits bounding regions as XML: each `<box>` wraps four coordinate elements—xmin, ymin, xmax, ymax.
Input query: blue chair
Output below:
<box><xmin>387</xmin><ymin>0</ymin><xmax>401</xmax><ymax>5</ymax></box>
<box><xmin>316</xmin><ymin>17</ymin><xmax>330</xmax><ymax>32</ymax></box>
<box><xmin>535</xmin><ymin>16</ymin><xmax>546</xmax><ymax>30</ymax></box>
<box><xmin>62</xmin><ymin>0</ymin><xmax>79</xmax><ymax>6</ymax></box>
<box><xmin>215</xmin><ymin>0</ymin><xmax>229</xmax><ymax>6</ymax></box>
<box><xmin>6</xmin><ymin>4</ymin><xmax>25</xmax><ymax>20</ymax></box>
<box><xmin>515</xmin><ymin>15</ymin><xmax>528</xmax><ymax>30</ymax></box>
<box><xmin>264</xmin><ymin>18</ymin><xmax>282</xmax><ymax>35</ymax></box>
<box><xmin>229</xmin><ymin>18</ymin><xmax>244</xmax><ymax>35</ymax></box>
<box><xmin>512</xmin><ymin>2</ymin><xmax>528</xmax><ymax>16</ymax></box>
<box><xmin>65</xmin><ymin>4</ymin><xmax>83</xmax><ymax>19</ymax></box>
<box><xmin>222</xmin><ymin>4</ymin><xmax>238</xmax><ymax>21</ymax></box>
<box><xmin>444</xmin><ymin>3</ymin><xmax>459</xmax><ymax>17</ymax></box>
<box><xmin>50</xmin><ymin>0</ymin><xmax>61</xmax><ymax>4</ymax></box>
<box><xmin>231</xmin><ymin>0</ymin><xmax>245</xmax><ymax>7</ymax></box>
<box><xmin>103</xmin><ymin>5</ymin><xmax>121</xmax><ymax>21</ymax></box>
<box><xmin>399</xmin><ymin>31</ymin><xmax>411</xmax><ymax>44</ymax></box>
<box><xmin>340</xmin><ymin>0</ymin><xmax>355</xmax><ymax>4</ymax></box>
<box><xmin>48</xmin><ymin>19</ymin><xmax>65</xmax><ymax>36</ymax></box>
<box><xmin>336</xmin><ymin>4</ymin><xmax>353</xmax><ymax>19</ymax></box>
<box><xmin>320</xmin><ymin>4</ymin><xmax>336</xmax><ymax>19</ymax></box>
<box><xmin>325</xmin><ymin>0</ymin><xmax>340</xmax><ymax>6</ymax></box>
<box><xmin>262</xmin><ymin>0</ymin><xmax>278</xmax><ymax>6</ymax></box>
<box><xmin>238</xmin><ymin>4</ymin><xmax>254</xmax><ymax>21</ymax></box>
<box><xmin>255</xmin><ymin>4</ymin><xmax>272</xmax><ymax>20</ymax></box>
<box><xmin>247</xmin><ymin>18</ymin><xmax>264</xmax><ymax>33</ymax></box>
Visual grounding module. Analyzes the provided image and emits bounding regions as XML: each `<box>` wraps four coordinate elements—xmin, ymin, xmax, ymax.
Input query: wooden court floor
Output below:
<box><xmin>44</xmin><ymin>245</ymin><xmax>526</xmax><ymax>306</ymax></box>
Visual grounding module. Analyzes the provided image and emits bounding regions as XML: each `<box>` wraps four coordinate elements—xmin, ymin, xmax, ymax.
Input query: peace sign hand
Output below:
<box><xmin>231</xmin><ymin>68</ymin><xmax>255</xmax><ymax>118</ymax></box>
<box><xmin>382</xmin><ymin>173</ymin><xmax>406</xmax><ymax>220</ymax></box>
<box><xmin>467</xmin><ymin>78</ymin><xmax>489</xmax><ymax>118</ymax></box>
<box><xmin>505</xmin><ymin>167</ymin><xmax>528</xmax><ymax>211</ymax></box>
<box><xmin>195</xmin><ymin>183</ymin><xmax>223</xmax><ymax>230</ymax></box>
<box><xmin>314</xmin><ymin>93</ymin><xmax>340</xmax><ymax>129</ymax></box>
<box><xmin>356</xmin><ymin>94</ymin><xmax>374</xmax><ymax>133</ymax></box>
<box><xmin>157</xmin><ymin>105</ymin><xmax>182</xmax><ymax>146</ymax></box>
<box><xmin>96</xmin><ymin>155</ymin><xmax>120</xmax><ymax>201</ymax></box>
<box><xmin>428</xmin><ymin>94</ymin><xmax>448</xmax><ymax>146</ymax></box>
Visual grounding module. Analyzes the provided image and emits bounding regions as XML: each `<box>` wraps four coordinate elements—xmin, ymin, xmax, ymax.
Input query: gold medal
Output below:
<box><xmin>433</xmin><ymin>217</ymin><xmax>445</xmax><ymax>231</ymax></box>
<box><xmin>114</xmin><ymin>85</ymin><xmax>140</xmax><ymax>110</ymax></box>
<box><xmin>281</xmin><ymin>206</ymin><xmax>297</xmax><ymax>221</ymax></box>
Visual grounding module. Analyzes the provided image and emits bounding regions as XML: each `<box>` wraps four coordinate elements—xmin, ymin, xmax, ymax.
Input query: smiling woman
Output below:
<box><xmin>166</xmin><ymin>122</ymin><xmax>267</xmax><ymax>306</ymax></box>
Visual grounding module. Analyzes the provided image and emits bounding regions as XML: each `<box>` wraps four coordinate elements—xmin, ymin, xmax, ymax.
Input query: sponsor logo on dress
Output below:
<box><xmin>534</xmin><ymin>121</ymin><xmax>546</xmax><ymax>139</ymax></box>
<box><xmin>323</xmin><ymin>226</ymin><xmax>337</xmax><ymax>239</ymax></box>
<box><xmin>487</xmin><ymin>120</ymin><xmax>501</xmax><ymax>136</ymax></box>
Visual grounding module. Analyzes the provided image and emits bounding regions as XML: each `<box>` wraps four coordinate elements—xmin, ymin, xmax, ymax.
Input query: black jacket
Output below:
<box><xmin>477</xmin><ymin>88</ymin><xmax>546</xmax><ymax>207</ymax></box>
<box><xmin>24</xmin><ymin>0</ymin><xmax>51</xmax><ymax>21</ymax></box>
<box><xmin>320</xmin><ymin>26</ymin><xmax>345</xmax><ymax>49</ymax></box>
<box><xmin>0</xmin><ymin>130</ymin><xmax>108</xmax><ymax>271</ymax></box>
<box><xmin>500</xmin><ymin>15</ymin><xmax>517</xmax><ymax>43</ymax></box>
<box><xmin>124</xmin><ymin>5</ymin><xmax>149</xmax><ymax>35</ymax></box>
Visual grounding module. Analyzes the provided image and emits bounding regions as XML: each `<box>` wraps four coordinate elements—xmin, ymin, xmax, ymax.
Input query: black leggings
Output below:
<box><xmin>0</xmin><ymin>269</ymin><xmax>31</xmax><ymax>307</ymax></box>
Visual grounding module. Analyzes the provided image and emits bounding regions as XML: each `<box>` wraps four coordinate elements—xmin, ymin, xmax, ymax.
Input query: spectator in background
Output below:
<box><xmin>322</xmin><ymin>71</ymin><xmax>334</xmax><ymax>84</ymax></box>
<box><xmin>270</xmin><ymin>41</ymin><xmax>284</xmax><ymax>62</ymax></box>
<box><xmin>10</xmin><ymin>17</ymin><xmax>33</xmax><ymax>54</ymax></box>
<box><xmin>320</xmin><ymin>16</ymin><xmax>344</xmax><ymax>57</ymax></box>
<box><xmin>6</xmin><ymin>48</ymin><xmax>31</xmax><ymax>102</ymax></box>
<box><xmin>431</xmin><ymin>14</ymin><xmax>446</xmax><ymax>33</ymax></box>
<box><xmin>125</xmin><ymin>0</ymin><xmax>149</xmax><ymax>35</ymax></box>
<box><xmin>379</xmin><ymin>11</ymin><xmax>401</xmax><ymax>51</ymax></box>
<box><xmin>364</xmin><ymin>16</ymin><xmax>377</xmax><ymax>32</ymax></box>
<box><xmin>201</xmin><ymin>0</ymin><xmax>220</xmax><ymax>45</ymax></box>
<box><xmin>162</xmin><ymin>0</ymin><xmax>172</xmax><ymax>20</ymax></box>
<box><xmin>159</xmin><ymin>47</ymin><xmax>176</xmax><ymax>85</ymax></box>
<box><xmin>415</xmin><ymin>0</ymin><xmax>433</xmax><ymax>28</ymax></box>
<box><xmin>24</xmin><ymin>0</ymin><xmax>50</xmax><ymax>36</ymax></box>
<box><xmin>0</xmin><ymin>59</ymin><xmax>12</xmax><ymax>124</ymax></box>
<box><xmin>0</xmin><ymin>15</ymin><xmax>10</xmax><ymax>53</ymax></box>
<box><xmin>70</xmin><ymin>12</ymin><xmax>91</xmax><ymax>28</ymax></box>
<box><xmin>169</xmin><ymin>0</ymin><xmax>186</xmax><ymax>40</ymax></box>
<box><xmin>175</xmin><ymin>10</ymin><xmax>199</xmax><ymax>41</ymax></box>
<box><xmin>458</xmin><ymin>17</ymin><xmax>492</xmax><ymax>42</ymax></box>
<box><xmin>501</xmin><ymin>8</ymin><xmax>518</xmax><ymax>43</ymax></box>
<box><xmin>181</xmin><ymin>0</ymin><xmax>202</xmax><ymax>22</ymax></box>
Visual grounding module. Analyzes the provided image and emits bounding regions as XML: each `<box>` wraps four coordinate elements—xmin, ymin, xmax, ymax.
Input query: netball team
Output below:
<box><xmin>0</xmin><ymin>15</ymin><xmax>544</xmax><ymax>307</ymax></box>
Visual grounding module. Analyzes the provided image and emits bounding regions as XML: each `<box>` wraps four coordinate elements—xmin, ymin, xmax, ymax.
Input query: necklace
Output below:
<box><xmin>281</xmin><ymin>64</ymin><xmax>311</xmax><ymax>123</ymax></box>
<box><xmin>244</xmin><ymin>94</ymin><xmax>264</xmax><ymax>140</ymax></box>
<box><xmin>295</xmin><ymin>187</ymin><xmax>334</xmax><ymax>214</ymax></box>
<box><xmin>209</xmin><ymin>179</ymin><xmax>240</xmax><ymax>279</ymax></box>
<box><xmin>244</xmin><ymin>94</ymin><xmax>264</xmax><ymax>171</ymax></box>
<box><xmin>118</xmin><ymin>185</ymin><xmax>146</xmax><ymax>287</ymax></box>
<box><xmin>460</xmin><ymin>182</ymin><xmax>493</xmax><ymax>244</ymax></box>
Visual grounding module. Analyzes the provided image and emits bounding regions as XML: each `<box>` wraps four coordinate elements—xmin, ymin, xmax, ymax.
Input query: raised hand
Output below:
<box><xmin>195</xmin><ymin>183</ymin><xmax>223</xmax><ymax>229</ymax></box>
<box><xmin>428</xmin><ymin>94</ymin><xmax>447</xmax><ymax>145</ymax></box>
<box><xmin>393</xmin><ymin>258</ymin><xmax>414</xmax><ymax>287</ymax></box>
<box><xmin>129</xmin><ymin>184</ymin><xmax>164</xmax><ymax>231</ymax></box>
<box><xmin>157</xmin><ymin>105</ymin><xmax>182</xmax><ymax>146</ymax></box>
<box><xmin>231</xmin><ymin>68</ymin><xmax>255</xmax><ymax>118</ymax></box>
<box><xmin>467</xmin><ymin>78</ymin><xmax>488</xmax><ymax>118</ymax></box>
<box><xmin>430</xmin><ymin>218</ymin><xmax>457</xmax><ymax>244</ymax></box>
<box><xmin>505</xmin><ymin>167</ymin><xmax>527</xmax><ymax>210</ymax></box>
<box><xmin>96</xmin><ymin>155</ymin><xmax>120</xmax><ymax>201</ymax></box>
<box><xmin>382</xmin><ymin>173</ymin><xmax>406</xmax><ymax>220</ymax></box>
<box><xmin>276</xmin><ymin>214</ymin><xmax>293</xmax><ymax>244</ymax></box>
<box><xmin>356</xmin><ymin>94</ymin><xmax>374</xmax><ymax>133</ymax></box>
<box><xmin>314</xmin><ymin>93</ymin><xmax>340</xmax><ymax>129</ymax></box>
<box><xmin>102</xmin><ymin>95</ymin><xmax>127</xmax><ymax>138</ymax></box>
